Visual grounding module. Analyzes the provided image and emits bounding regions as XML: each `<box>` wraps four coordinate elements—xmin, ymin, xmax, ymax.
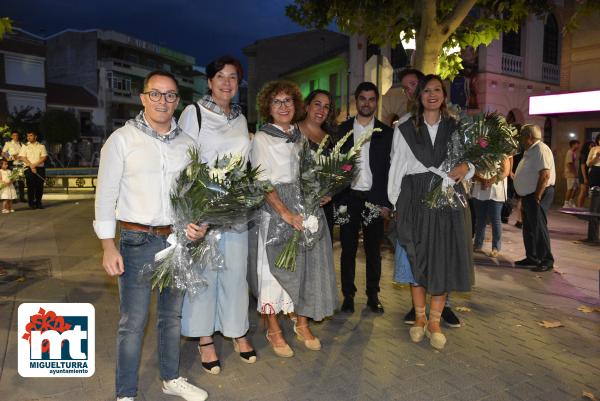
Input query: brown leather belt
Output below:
<box><xmin>119</xmin><ymin>221</ymin><xmax>172</xmax><ymax>236</ymax></box>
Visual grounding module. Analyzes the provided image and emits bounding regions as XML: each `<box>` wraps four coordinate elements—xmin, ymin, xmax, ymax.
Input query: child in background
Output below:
<box><xmin>0</xmin><ymin>159</ymin><xmax>17</xmax><ymax>213</ymax></box>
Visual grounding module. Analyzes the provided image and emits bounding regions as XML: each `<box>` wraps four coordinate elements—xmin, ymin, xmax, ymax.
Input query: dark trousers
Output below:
<box><xmin>339</xmin><ymin>190</ymin><xmax>384</xmax><ymax>298</ymax></box>
<box><xmin>521</xmin><ymin>186</ymin><xmax>554</xmax><ymax>266</ymax></box>
<box><xmin>25</xmin><ymin>167</ymin><xmax>45</xmax><ymax>207</ymax></box>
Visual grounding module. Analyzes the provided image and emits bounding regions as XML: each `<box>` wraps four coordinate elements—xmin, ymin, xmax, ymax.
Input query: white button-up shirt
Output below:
<box><xmin>388</xmin><ymin>117</ymin><xmax>474</xmax><ymax>206</ymax></box>
<box><xmin>19</xmin><ymin>142</ymin><xmax>47</xmax><ymax>166</ymax></box>
<box><xmin>514</xmin><ymin>140</ymin><xmax>556</xmax><ymax>196</ymax></box>
<box><xmin>3</xmin><ymin>140</ymin><xmax>22</xmax><ymax>161</ymax></box>
<box><xmin>93</xmin><ymin>119</ymin><xmax>196</xmax><ymax>239</ymax></box>
<box><xmin>351</xmin><ymin>117</ymin><xmax>374</xmax><ymax>191</ymax></box>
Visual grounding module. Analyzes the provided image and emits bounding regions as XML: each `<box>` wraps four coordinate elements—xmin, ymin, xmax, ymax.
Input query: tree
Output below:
<box><xmin>39</xmin><ymin>109</ymin><xmax>80</xmax><ymax>144</ymax></box>
<box><xmin>7</xmin><ymin>106</ymin><xmax>42</xmax><ymax>136</ymax></box>
<box><xmin>0</xmin><ymin>17</ymin><xmax>12</xmax><ymax>39</ymax></box>
<box><xmin>286</xmin><ymin>0</ymin><xmax>599</xmax><ymax>79</ymax></box>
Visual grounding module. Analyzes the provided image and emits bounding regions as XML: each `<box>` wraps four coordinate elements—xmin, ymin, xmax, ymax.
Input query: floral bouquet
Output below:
<box><xmin>0</xmin><ymin>163</ymin><xmax>26</xmax><ymax>190</ymax></box>
<box><xmin>275</xmin><ymin>128</ymin><xmax>380</xmax><ymax>270</ymax></box>
<box><xmin>150</xmin><ymin>147</ymin><xmax>271</xmax><ymax>293</ymax></box>
<box><xmin>425</xmin><ymin>112</ymin><xmax>519</xmax><ymax>209</ymax></box>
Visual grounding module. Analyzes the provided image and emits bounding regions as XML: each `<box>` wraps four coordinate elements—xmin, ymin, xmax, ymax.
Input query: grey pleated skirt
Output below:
<box><xmin>394</xmin><ymin>172</ymin><xmax>474</xmax><ymax>294</ymax></box>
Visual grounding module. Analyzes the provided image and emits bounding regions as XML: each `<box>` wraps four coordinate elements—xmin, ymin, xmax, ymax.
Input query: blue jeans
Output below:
<box><xmin>116</xmin><ymin>229</ymin><xmax>184</xmax><ymax>398</ymax></box>
<box><xmin>473</xmin><ymin>199</ymin><xmax>504</xmax><ymax>251</ymax></box>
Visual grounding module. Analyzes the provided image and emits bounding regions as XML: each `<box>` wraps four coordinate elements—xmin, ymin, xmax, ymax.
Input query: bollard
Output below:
<box><xmin>588</xmin><ymin>186</ymin><xmax>600</xmax><ymax>242</ymax></box>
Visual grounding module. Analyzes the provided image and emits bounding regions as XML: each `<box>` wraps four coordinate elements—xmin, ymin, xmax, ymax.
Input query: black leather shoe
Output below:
<box><xmin>341</xmin><ymin>297</ymin><xmax>354</xmax><ymax>313</ymax></box>
<box><xmin>531</xmin><ymin>264</ymin><xmax>553</xmax><ymax>272</ymax></box>
<box><xmin>441</xmin><ymin>307</ymin><xmax>461</xmax><ymax>328</ymax></box>
<box><xmin>367</xmin><ymin>297</ymin><xmax>384</xmax><ymax>313</ymax></box>
<box><xmin>404</xmin><ymin>307</ymin><xmax>416</xmax><ymax>325</ymax></box>
<box><xmin>514</xmin><ymin>258</ymin><xmax>538</xmax><ymax>268</ymax></box>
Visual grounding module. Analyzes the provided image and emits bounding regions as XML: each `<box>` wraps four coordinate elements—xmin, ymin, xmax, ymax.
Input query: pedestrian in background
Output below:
<box><xmin>2</xmin><ymin>132</ymin><xmax>26</xmax><ymax>203</ymax></box>
<box><xmin>563</xmin><ymin>139</ymin><xmax>580</xmax><ymax>208</ymax></box>
<box><xmin>513</xmin><ymin>124</ymin><xmax>556</xmax><ymax>272</ymax></box>
<box><xmin>577</xmin><ymin>141</ymin><xmax>595</xmax><ymax>207</ymax></box>
<box><xmin>18</xmin><ymin>132</ymin><xmax>47</xmax><ymax>209</ymax></box>
<box><xmin>472</xmin><ymin>157</ymin><xmax>511</xmax><ymax>258</ymax></box>
<box><xmin>1</xmin><ymin>159</ymin><xmax>17</xmax><ymax>213</ymax></box>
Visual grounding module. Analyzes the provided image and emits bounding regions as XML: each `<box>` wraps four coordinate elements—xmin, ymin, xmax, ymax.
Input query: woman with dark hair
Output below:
<box><xmin>248</xmin><ymin>80</ymin><xmax>337</xmax><ymax>358</ymax></box>
<box><xmin>178</xmin><ymin>55</ymin><xmax>255</xmax><ymax>375</ymax></box>
<box><xmin>297</xmin><ymin>89</ymin><xmax>338</xmax><ymax>240</ymax></box>
<box><xmin>388</xmin><ymin>74</ymin><xmax>474</xmax><ymax>350</ymax></box>
<box><xmin>577</xmin><ymin>141</ymin><xmax>595</xmax><ymax>207</ymax></box>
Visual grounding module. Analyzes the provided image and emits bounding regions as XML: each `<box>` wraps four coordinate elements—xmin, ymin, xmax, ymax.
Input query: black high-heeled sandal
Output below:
<box><xmin>198</xmin><ymin>342</ymin><xmax>221</xmax><ymax>374</ymax></box>
<box><xmin>233</xmin><ymin>334</ymin><xmax>257</xmax><ymax>364</ymax></box>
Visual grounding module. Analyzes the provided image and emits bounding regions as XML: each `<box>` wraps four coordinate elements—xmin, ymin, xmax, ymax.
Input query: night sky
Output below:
<box><xmin>0</xmin><ymin>0</ymin><xmax>318</xmax><ymax>70</ymax></box>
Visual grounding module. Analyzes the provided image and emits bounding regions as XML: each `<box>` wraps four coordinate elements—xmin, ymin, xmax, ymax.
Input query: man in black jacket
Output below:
<box><xmin>336</xmin><ymin>82</ymin><xmax>393</xmax><ymax>313</ymax></box>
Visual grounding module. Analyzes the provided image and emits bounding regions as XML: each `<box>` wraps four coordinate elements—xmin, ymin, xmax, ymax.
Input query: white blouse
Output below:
<box><xmin>250</xmin><ymin>131</ymin><xmax>300</xmax><ymax>184</ymax></box>
<box><xmin>388</xmin><ymin>119</ymin><xmax>474</xmax><ymax>206</ymax></box>
<box><xmin>179</xmin><ymin>103</ymin><xmax>251</xmax><ymax>165</ymax></box>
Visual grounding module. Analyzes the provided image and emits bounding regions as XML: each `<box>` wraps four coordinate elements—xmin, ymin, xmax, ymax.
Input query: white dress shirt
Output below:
<box><xmin>250</xmin><ymin>130</ymin><xmax>300</xmax><ymax>184</ymax></box>
<box><xmin>93</xmin><ymin>118</ymin><xmax>196</xmax><ymax>239</ymax></box>
<box><xmin>179</xmin><ymin>102</ymin><xmax>251</xmax><ymax>165</ymax></box>
<box><xmin>513</xmin><ymin>140</ymin><xmax>556</xmax><ymax>196</ymax></box>
<box><xmin>19</xmin><ymin>142</ymin><xmax>47</xmax><ymax>166</ymax></box>
<box><xmin>388</xmin><ymin>118</ymin><xmax>475</xmax><ymax>206</ymax></box>
<box><xmin>351</xmin><ymin>117</ymin><xmax>374</xmax><ymax>191</ymax></box>
<box><xmin>3</xmin><ymin>140</ymin><xmax>22</xmax><ymax>161</ymax></box>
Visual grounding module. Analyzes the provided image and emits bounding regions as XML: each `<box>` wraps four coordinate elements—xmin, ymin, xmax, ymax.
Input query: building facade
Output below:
<box><xmin>45</xmin><ymin>29</ymin><xmax>196</xmax><ymax>137</ymax></box>
<box><xmin>0</xmin><ymin>28</ymin><xmax>46</xmax><ymax>120</ymax></box>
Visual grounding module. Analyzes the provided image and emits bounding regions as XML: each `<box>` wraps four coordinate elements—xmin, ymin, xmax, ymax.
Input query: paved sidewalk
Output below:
<box><xmin>0</xmin><ymin>200</ymin><xmax>598</xmax><ymax>401</ymax></box>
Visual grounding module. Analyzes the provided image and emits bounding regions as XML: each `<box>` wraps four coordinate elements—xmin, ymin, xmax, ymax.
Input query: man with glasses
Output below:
<box><xmin>390</xmin><ymin>68</ymin><xmax>462</xmax><ymax>328</ymax></box>
<box><xmin>94</xmin><ymin>70</ymin><xmax>209</xmax><ymax>401</ymax></box>
<box><xmin>336</xmin><ymin>82</ymin><xmax>393</xmax><ymax>314</ymax></box>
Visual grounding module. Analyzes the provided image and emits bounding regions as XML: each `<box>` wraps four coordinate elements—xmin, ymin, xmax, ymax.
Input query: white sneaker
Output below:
<box><xmin>117</xmin><ymin>398</ymin><xmax>135</xmax><ymax>401</ymax></box>
<box><xmin>162</xmin><ymin>377</ymin><xmax>208</xmax><ymax>401</ymax></box>
<box><xmin>1</xmin><ymin>209</ymin><xmax>8</xmax><ymax>214</ymax></box>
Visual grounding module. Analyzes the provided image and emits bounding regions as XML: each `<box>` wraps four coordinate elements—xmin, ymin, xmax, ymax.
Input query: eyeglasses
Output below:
<box><xmin>142</xmin><ymin>90</ymin><xmax>180</xmax><ymax>103</ymax></box>
<box><xmin>271</xmin><ymin>98</ymin><xmax>293</xmax><ymax>108</ymax></box>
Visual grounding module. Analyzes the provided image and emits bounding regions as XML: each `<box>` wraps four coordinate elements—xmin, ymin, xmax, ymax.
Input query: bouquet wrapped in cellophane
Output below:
<box><xmin>274</xmin><ymin>128</ymin><xmax>380</xmax><ymax>270</ymax></box>
<box><xmin>148</xmin><ymin>147</ymin><xmax>271</xmax><ymax>293</ymax></box>
<box><xmin>0</xmin><ymin>163</ymin><xmax>26</xmax><ymax>190</ymax></box>
<box><xmin>426</xmin><ymin>112</ymin><xmax>519</xmax><ymax>209</ymax></box>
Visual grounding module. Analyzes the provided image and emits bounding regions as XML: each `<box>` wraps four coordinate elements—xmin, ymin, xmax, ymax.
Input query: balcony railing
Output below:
<box><xmin>501</xmin><ymin>53</ymin><xmax>523</xmax><ymax>77</ymax></box>
<box><xmin>542</xmin><ymin>62</ymin><xmax>560</xmax><ymax>84</ymax></box>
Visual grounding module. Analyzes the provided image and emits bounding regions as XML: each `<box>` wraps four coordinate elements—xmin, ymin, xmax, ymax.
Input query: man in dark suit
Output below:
<box><xmin>336</xmin><ymin>82</ymin><xmax>393</xmax><ymax>313</ymax></box>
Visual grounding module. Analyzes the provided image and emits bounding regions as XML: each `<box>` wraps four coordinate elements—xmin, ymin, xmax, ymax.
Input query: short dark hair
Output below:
<box><xmin>206</xmin><ymin>55</ymin><xmax>243</xmax><ymax>87</ymax></box>
<box><xmin>143</xmin><ymin>70</ymin><xmax>179</xmax><ymax>92</ymax></box>
<box><xmin>569</xmin><ymin>139</ymin><xmax>580</xmax><ymax>147</ymax></box>
<box><xmin>397</xmin><ymin>68</ymin><xmax>425</xmax><ymax>84</ymax></box>
<box><xmin>354</xmin><ymin>82</ymin><xmax>379</xmax><ymax>100</ymax></box>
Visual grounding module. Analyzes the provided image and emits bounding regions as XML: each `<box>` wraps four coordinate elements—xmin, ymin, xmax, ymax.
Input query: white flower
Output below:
<box><xmin>302</xmin><ymin>215</ymin><xmax>319</xmax><ymax>234</ymax></box>
<box><xmin>186</xmin><ymin>166</ymin><xmax>193</xmax><ymax>178</ymax></box>
<box><xmin>338</xmin><ymin>205</ymin><xmax>347</xmax><ymax>214</ymax></box>
<box><xmin>209</xmin><ymin>168</ymin><xmax>227</xmax><ymax>182</ymax></box>
<box><xmin>223</xmin><ymin>153</ymin><xmax>242</xmax><ymax>173</ymax></box>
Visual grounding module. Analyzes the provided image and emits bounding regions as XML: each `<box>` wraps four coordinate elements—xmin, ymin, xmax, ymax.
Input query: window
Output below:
<box><xmin>502</xmin><ymin>28</ymin><xmax>521</xmax><ymax>56</ymax></box>
<box><xmin>543</xmin><ymin>14</ymin><xmax>559</xmax><ymax>65</ymax></box>
<box><xmin>107</xmin><ymin>71</ymin><xmax>132</xmax><ymax>93</ymax></box>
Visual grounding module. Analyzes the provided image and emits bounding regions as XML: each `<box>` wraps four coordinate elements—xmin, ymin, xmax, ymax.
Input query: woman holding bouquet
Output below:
<box><xmin>178</xmin><ymin>56</ymin><xmax>255</xmax><ymax>374</ymax></box>
<box><xmin>388</xmin><ymin>74</ymin><xmax>474</xmax><ymax>350</ymax></box>
<box><xmin>297</xmin><ymin>89</ymin><xmax>338</xmax><ymax>240</ymax></box>
<box><xmin>249</xmin><ymin>80</ymin><xmax>337</xmax><ymax>357</ymax></box>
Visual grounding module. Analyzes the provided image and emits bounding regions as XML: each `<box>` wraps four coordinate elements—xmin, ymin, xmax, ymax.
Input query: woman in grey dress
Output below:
<box><xmin>388</xmin><ymin>74</ymin><xmax>474</xmax><ymax>350</ymax></box>
<box><xmin>249</xmin><ymin>80</ymin><xmax>337</xmax><ymax>357</ymax></box>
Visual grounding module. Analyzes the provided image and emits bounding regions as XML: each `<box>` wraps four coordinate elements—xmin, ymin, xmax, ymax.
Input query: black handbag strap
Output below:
<box><xmin>191</xmin><ymin>102</ymin><xmax>202</xmax><ymax>132</ymax></box>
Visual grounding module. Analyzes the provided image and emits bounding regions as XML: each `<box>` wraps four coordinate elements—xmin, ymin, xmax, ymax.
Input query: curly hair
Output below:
<box><xmin>257</xmin><ymin>80</ymin><xmax>304</xmax><ymax>124</ymax></box>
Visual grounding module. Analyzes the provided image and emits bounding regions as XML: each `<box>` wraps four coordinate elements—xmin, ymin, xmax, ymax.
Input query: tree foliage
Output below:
<box><xmin>286</xmin><ymin>0</ymin><xmax>599</xmax><ymax>79</ymax></box>
<box><xmin>7</xmin><ymin>106</ymin><xmax>42</xmax><ymax>136</ymax></box>
<box><xmin>0</xmin><ymin>17</ymin><xmax>12</xmax><ymax>39</ymax></box>
<box><xmin>39</xmin><ymin>110</ymin><xmax>80</xmax><ymax>144</ymax></box>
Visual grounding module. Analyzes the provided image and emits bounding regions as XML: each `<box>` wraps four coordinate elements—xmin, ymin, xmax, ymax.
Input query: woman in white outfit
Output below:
<box><xmin>178</xmin><ymin>56</ymin><xmax>255</xmax><ymax>374</ymax></box>
<box><xmin>248</xmin><ymin>80</ymin><xmax>337</xmax><ymax>358</ymax></box>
